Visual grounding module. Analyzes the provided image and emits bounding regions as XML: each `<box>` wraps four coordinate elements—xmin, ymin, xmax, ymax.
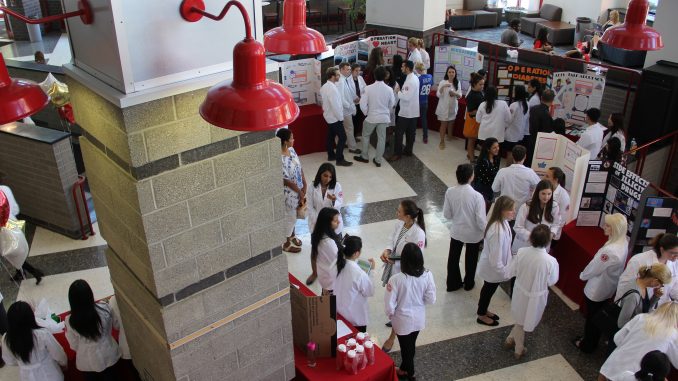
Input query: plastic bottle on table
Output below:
<box><xmin>306</xmin><ymin>341</ymin><xmax>317</xmax><ymax>368</ymax></box>
<box><xmin>364</xmin><ymin>340</ymin><xmax>375</xmax><ymax>365</ymax></box>
<box><xmin>356</xmin><ymin>332</ymin><xmax>366</xmax><ymax>346</ymax></box>
<box><xmin>346</xmin><ymin>350</ymin><xmax>358</xmax><ymax>375</ymax></box>
<box><xmin>336</xmin><ymin>344</ymin><xmax>347</xmax><ymax>371</ymax></box>
<box><xmin>355</xmin><ymin>345</ymin><xmax>367</xmax><ymax>370</ymax></box>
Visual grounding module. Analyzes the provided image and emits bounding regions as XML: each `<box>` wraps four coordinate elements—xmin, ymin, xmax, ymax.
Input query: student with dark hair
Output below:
<box><xmin>473</xmin><ymin>138</ymin><xmax>501</xmax><ymax>206</ymax></box>
<box><xmin>385</xmin><ymin>243</ymin><xmax>436</xmax><ymax>380</ymax></box>
<box><xmin>506</xmin><ymin>85</ymin><xmax>529</xmax><ymax>163</ymax></box>
<box><xmin>544</xmin><ymin>167</ymin><xmax>570</xmax><ymax>238</ymax></box>
<box><xmin>501</xmin><ymin>19</ymin><xmax>523</xmax><ymax>47</ymax></box>
<box><xmin>616</xmin><ymin>233</ymin><xmax>678</xmax><ymax>303</ymax></box>
<box><xmin>476</xmin><ymin>86</ymin><xmax>511</xmax><ymax>144</ymax></box>
<box><xmin>492</xmin><ymin>145</ymin><xmax>541</xmax><ymax>210</ymax></box>
<box><xmin>444</xmin><ymin>164</ymin><xmax>487</xmax><ymax>291</ymax></box>
<box><xmin>602</xmin><ymin>112</ymin><xmax>627</xmax><ymax>153</ymax></box>
<box><xmin>391</xmin><ymin>55</ymin><xmax>405</xmax><ymax>90</ymax></box>
<box><xmin>512</xmin><ymin>180</ymin><xmax>562</xmax><ymax>255</ymax></box>
<box><xmin>320</xmin><ymin>67</ymin><xmax>353</xmax><ymax>167</ymax></box>
<box><xmin>334</xmin><ymin>235</ymin><xmax>375</xmax><ymax>332</ymax></box>
<box><xmin>533</xmin><ymin>27</ymin><xmax>553</xmax><ymax>52</ymax></box>
<box><xmin>600</xmin><ymin>136</ymin><xmax>624</xmax><ymax>165</ymax></box>
<box><xmin>464</xmin><ymin>72</ymin><xmax>486</xmax><ymax>162</ymax></box>
<box><xmin>1</xmin><ymin>301</ymin><xmax>67</xmax><ymax>380</ymax></box>
<box><xmin>611</xmin><ymin>350</ymin><xmax>671</xmax><ymax>381</ymax></box>
<box><xmin>355</xmin><ymin>66</ymin><xmax>396</xmax><ymax>167</ymax></box>
<box><xmin>66</xmin><ymin>280</ymin><xmax>120</xmax><ymax>380</ymax></box>
<box><xmin>388</xmin><ymin>60</ymin><xmax>420</xmax><ymax>162</ymax></box>
<box><xmin>577</xmin><ymin>107</ymin><xmax>606</xmax><ymax>158</ymax></box>
<box><xmin>364</xmin><ymin>47</ymin><xmax>384</xmax><ymax>85</ymax></box>
<box><xmin>505</xmin><ymin>224</ymin><xmax>559</xmax><ymax>360</ymax></box>
<box><xmin>277</xmin><ymin>128</ymin><xmax>307</xmax><ymax>253</ymax></box>
<box><xmin>435</xmin><ymin>65</ymin><xmax>462</xmax><ymax>149</ymax></box>
<box><xmin>526</xmin><ymin>89</ymin><xmax>555</xmax><ymax>166</ymax></box>
<box><xmin>310</xmin><ymin>207</ymin><xmax>342</xmax><ymax>290</ymax></box>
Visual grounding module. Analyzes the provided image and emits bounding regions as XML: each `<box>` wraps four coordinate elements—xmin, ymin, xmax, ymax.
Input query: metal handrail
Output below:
<box><xmin>329</xmin><ymin>28</ymin><xmax>378</xmax><ymax>48</ymax></box>
<box><xmin>624</xmin><ymin>130</ymin><xmax>678</xmax><ymax>188</ymax></box>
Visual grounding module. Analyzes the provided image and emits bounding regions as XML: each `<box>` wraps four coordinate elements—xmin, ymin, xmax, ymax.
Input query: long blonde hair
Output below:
<box><xmin>604</xmin><ymin>213</ymin><xmax>627</xmax><ymax>246</ymax></box>
<box><xmin>485</xmin><ymin>196</ymin><xmax>514</xmax><ymax>237</ymax></box>
<box><xmin>609</xmin><ymin>10</ymin><xmax>620</xmax><ymax>25</ymax></box>
<box><xmin>644</xmin><ymin>302</ymin><xmax>678</xmax><ymax>338</ymax></box>
<box><xmin>638</xmin><ymin>263</ymin><xmax>672</xmax><ymax>286</ymax></box>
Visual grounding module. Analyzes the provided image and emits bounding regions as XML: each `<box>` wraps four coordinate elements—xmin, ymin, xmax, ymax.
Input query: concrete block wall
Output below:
<box><xmin>5</xmin><ymin>0</ymin><xmax>43</xmax><ymax>41</ymax></box>
<box><xmin>66</xmin><ymin>76</ymin><xmax>295</xmax><ymax>380</ymax></box>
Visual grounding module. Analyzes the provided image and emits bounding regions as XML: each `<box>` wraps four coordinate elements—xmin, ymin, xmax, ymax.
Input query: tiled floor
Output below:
<box><xmin>457</xmin><ymin>355</ymin><xmax>584</xmax><ymax>381</ymax></box>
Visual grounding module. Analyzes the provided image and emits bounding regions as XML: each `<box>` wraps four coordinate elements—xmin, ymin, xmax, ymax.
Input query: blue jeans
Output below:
<box><xmin>419</xmin><ymin>103</ymin><xmax>429</xmax><ymax>139</ymax></box>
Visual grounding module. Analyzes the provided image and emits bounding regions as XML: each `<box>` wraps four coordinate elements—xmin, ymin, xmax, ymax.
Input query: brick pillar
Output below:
<box><xmin>6</xmin><ymin>0</ymin><xmax>43</xmax><ymax>41</ymax></box>
<box><xmin>65</xmin><ymin>75</ymin><xmax>295</xmax><ymax>380</ymax></box>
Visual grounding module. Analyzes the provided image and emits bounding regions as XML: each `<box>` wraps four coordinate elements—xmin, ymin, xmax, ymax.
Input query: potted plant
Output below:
<box><xmin>344</xmin><ymin>0</ymin><xmax>366</xmax><ymax>30</ymax></box>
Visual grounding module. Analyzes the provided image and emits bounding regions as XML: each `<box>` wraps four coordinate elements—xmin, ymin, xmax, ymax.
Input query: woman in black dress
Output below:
<box><xmin>473</xmin><ymin>137</ymin><xmax>500</xmax><ymax>210</ymax></box>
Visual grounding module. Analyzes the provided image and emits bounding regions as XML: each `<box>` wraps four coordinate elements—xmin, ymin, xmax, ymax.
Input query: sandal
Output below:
<box><xmin>291</xmin><ymin>237</ymin><xmax>302</xmax><ymax>246</ymax></box>
<box><xmin>476</xmin><ymin>317</ymin><xmax>499</xmax><ymax>326</ymax></box>
<box><xmin>282</xmin><ymin>242</ymin><xmax>301</xmax><ymax>253</ymax></box>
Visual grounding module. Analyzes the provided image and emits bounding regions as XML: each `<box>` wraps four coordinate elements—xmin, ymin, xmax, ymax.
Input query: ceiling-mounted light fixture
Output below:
<box><xmin>601</xmin><ymin>0</ymin><xmax>663</xmax><ymax>51</ymax></box>
<box><xmin>264</xmin><ymin>0</ymin><xmax>327</xmax><ymax>55</ymax></box>
<box><xmin>180</xmin><ymin>0</ymin><xmax>299</xmax><ymax>131</ymax></box>
<box><xmin>0</xmin><ymin>53</ymin><xmax>49</xmax><ymax>125</ymax></box>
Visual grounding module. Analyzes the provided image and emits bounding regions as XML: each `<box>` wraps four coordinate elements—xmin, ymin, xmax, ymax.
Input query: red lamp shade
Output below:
<box><xmin>0</xmin><ymin>53</ymin><xmax>49</xmax><ymax>125</ymax></box>
<box><xmin>180</xmin><ymin>0</ymin><xmax>299</xmax><ymax>130</ymax></box>
<box><xmin>264</xmin><ymin>0</ymin><xmax>327</xmax><ymax>55</ymax></box>
<box><xmin>601</xmin><ymin>0</ymin><xmax>663</xmax><ymax>51</ymax></box>
<box><xmin>0</xmin><ymin>190</ymin><xmax>8</xmax><ymax>227</ymax></box>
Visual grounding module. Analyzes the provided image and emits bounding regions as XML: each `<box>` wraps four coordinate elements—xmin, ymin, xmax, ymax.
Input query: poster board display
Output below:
<box><xmin>552</xmin><ymin>72</ymin><xmax>606</xmax><ymax>126</ymax></box>
<box><xmin>333</xmin><ymin>41</ymin><xmax>359</xmax><ymax>65</ymax></box>
<box><xmin>282</xmin><ymin>58</ymin><xmax>321</xmax><ymax>106</ymax></box>
<box><xmin>365</xmin><ymin>35</ymin><xmax>407</xmax><ymax>66</ymax></box>
<box><xmin>433</xmin><ymin>45</ymin><xmax>484</xmax><ymax>92</ymax></box>
<box><xmin>290</xmin><ymin>284</ymin><xmax>337</xmax><ymax>357</ymax></box>
<box><xmin>495</xmin><ymin>64</ymin><xmax>551</xmax><ymax>101</ymax></box>
<box><xmin>577</xmin><ymin>161</ymin><xmax>609</xmax><ymax>228</ymax></box>
<box><xmin>532</xmin><ymin>132</ymin><xmax>590</xmax><ymax>223</ymax></box>
<box><xmin>631</xmin><ymin>195</ymin><xmax>678</xmax><ymax>253</ymax></box>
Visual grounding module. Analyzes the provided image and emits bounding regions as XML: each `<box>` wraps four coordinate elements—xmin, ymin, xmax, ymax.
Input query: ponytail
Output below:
<box><xmin>337</xmin><ymin>235</ymin><xmax>362</xmax><ymax>275</ymax></box>
<box><xmin>416</xmin><ymin>208</ymin><xmax>427</xmax><ymax>247</ymax></box>
<box><xmin>400</xmin><ymin>200</ymin><xmax>427</xmax><ymax>247</ymax></box>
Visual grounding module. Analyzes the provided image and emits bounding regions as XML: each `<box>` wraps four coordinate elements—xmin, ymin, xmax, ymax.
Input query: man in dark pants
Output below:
<box><xmin>388</xmin><ymin>60</ymin><xmax>420</xmax><ymax>162</ymax></box>
<box><xmin>320</xmin><ymin>67</ymin><xmax>353</xmax><ymax>166</ymax></box>
<box><xmin>526</xmin><ymin>89</ymin><xmax>555</xmax><ymax>166</ymax></box>
<box><xmin>443</xmin><ymin>164</ymin><xmax>487</xmax><ymax>291</ymax></box>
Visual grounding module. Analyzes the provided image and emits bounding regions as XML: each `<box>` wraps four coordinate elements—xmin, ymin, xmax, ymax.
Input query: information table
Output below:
<box><xmin>289</xmin><ymin>274</ymin><xmax>398</xmax><ymax>381</ymax></box>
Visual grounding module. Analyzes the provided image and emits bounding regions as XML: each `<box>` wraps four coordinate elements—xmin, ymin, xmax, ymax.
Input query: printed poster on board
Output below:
<box><xmin>281</xmin><ymin>58</ymin><xmax>321</xmax><ymax>106</ymax></box>
<box><xmin>552</xmin><ymin>72</ymin><xmax>606</xmax><ymax>126</ymax></box>
<box><xmin>364</xmin><ymin>35</ymin><xmax>408</xmax><ymax>66</ymax></box>
<box><xmin>631</xmin><ymin>195</ymin><xmax>678</xmax><ymax>254</ymax></box>
<box><xmin>334</xmin><ymin>41</ymin><xmax>358</xmax><ymax>65</ymax></box>
<box><xmin>433</xmin><ymin>45</ymin><xmax>484</xmax><ymax>93</ymax></box>
<box><xmin>495</xmin><ymin>64</ymin><xmax>551</xmax><ymax>101</ymax></box>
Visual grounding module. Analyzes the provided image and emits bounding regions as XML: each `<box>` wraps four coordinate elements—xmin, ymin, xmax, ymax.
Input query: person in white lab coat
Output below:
<box><xmin>348</xmin><ymin>64</ymin><xmax>367</xmax><ymax>138</ymax></box>
<box><xmin>505</xmin><ymin>85</ymin><xmax>529</xmax><ymax>164</ymax></box>
<box><xmin>615</xmin><ymin>233</ymin><xmax>678</xmax><ymax>303</ymax></box>
<box><xmin>354</xmin><ymin>66</ymin><xmax>395</xmax><ymax>167</ymax></box>
<box><xmin>65</xmin><ymin>280</ymin><xmax>120</xmax><ymax>380</ymax></box>
<box><xmin>599</xmin><ymin>302</ymin><xmax>678</xmax><ymax>381</ymax></box>
<box><xmin>491</xmin><ymin>145</ymin><xmax>541</xmax><ymax>210</ymax></box>
<box><xmin>609</xmin><ymin>350</ymin><xmax>671</xmax><ymax>381</ymax></box>
<box><xmin>544</xmin><ymin>167</ymin><xmax>570</xmax><ymax>239</ymax></box>
<box><xmin>406</xmin><ymin>37</ymin><xmax>423</xmax><ymax>65</ymax></box>
<box><xmin>615</xmin><ymin>264</ymin><xmax>671</xmax><ymax>337</ymax></box>
<box><xmin>380</xmin><ymin>199</ymin><xmax>426</xmax><ymax>352</ymax></box>
<box><xmin>475</xmin><ymin>86</ymin><xmax>511</xmax><ymax>143</ymax></box>
<box><xmin>573</xmin><ymin>213</ymin><xmax>629</xmax><ymax>353</ymax></box>
<box><xmin>435</xmin><ymin>65</ymin><xmax>462</xmax><ymax>150</ymax></box>
<box><xmin>443</xmin><ymin>163</ymin><xmax>487</xmax><ymax>291</ymax></box>
<box><xmin>334</xmin><ymin>235</ymin><xmax>375</xmax><ymax>332</ymax></box>
<box><xmin>512</xmin><ymin>180</ymin><xmax>562</xmax><ymax>255</ymax></box>
<box><xmin>416</xmin><ymin>39</ymin><xmax>430</xmax><ymax>71</ymax></box>
<box><xmin>384</xmin><ymin>243</ymin><xmax>436</xmax><ymax>380</ymax></box>
<box><xmin>577</xmin><ymin>108</ymin><xmax>607</xmax><ymax>158</ymax></box>
<box><xmin>388</xmin><ymin>61</ymin><xmax>420</xmax><ymax>162</ymax></box>
<box><xmin>320</xmin><ymin>67</ymin><xmax>353</xmax><ymax>166</ymax></box>
<box><xmin>505</xmin><ymin>225</ymin><xmax>559</xmax><ymax>359</ymax></box>
<box><xmin>601</xmin><ymin>113</ymin><xmax>627</xmax><ymax>155</ymax></box>
<box><xmin>310</xmin><ymin>208</ymin><xmax>342</xmax><ymax>292</ymax></box>
<box><xmin>2</xmin><ymin>301</ymin><xmax>67</xmax><ymax>381</ymax></box>
<box><xmin>337</xmin><ymin>62</ymin><xmax>361</xmax><ymax>153</ymax></box>
<box><xmin>476</xmin><ymin>196</ymin><xmax>515</xmax><ymax>326</ymax></box>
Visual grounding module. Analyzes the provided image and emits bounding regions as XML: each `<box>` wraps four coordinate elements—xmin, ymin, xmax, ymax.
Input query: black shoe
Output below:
<box><xmin>464</xmin><ymin>282</ymin><xmax>475</xmax><ymax>291</ymax></box>
<box><xmin>0</xmin><ymin>357</ymin><xmax>4</xmax><ymax>368</ymax></box>
<box><xmin>348</xmin><ymin>149</ymin><xmax>362</xmax><ymax>154</ymax></box>
<box><xmin>373</xmin><ymin>159</ymin><xmax>381</xmax><ymax>167</ymax></box>
<box><xmin>336</xmin><ymin>160</ymin><xmax>353</xmax><ymax>167</ymax></box>
<box><xmin>403</xmin><ymin>151</ymin><xmax>413</xmax><ymax>157</ymax></box>
<box><xmin>385</xmin><ymin>321</ymin><xmax>392</xmax><ymax>327</ymax></box>
<box><xmin>476</xmin><ymin>317</ymin><xmax>499</xmax><ymax>326</ymax></box>
<box><xmin>447</xmin><ymin>283</ymin><xmax>463</xmax><ymax>292</ymax></box>
<box><xmin>34</xmin><ymin>269</ymin><xmax>44</xmax><ymax>285</ymax></box>
<box><xmin>488</xmin><ymin>313</ymin><xmax>500</xmax><ymax>321</ymax></box>
<box><xmin>11</xmin><ymin>271</ymin><xmax>23</xmax><ymax>282</ymax></box>
<box><xmin>328</xmin><ymin>156</ymin><xmax>336</xmax><ymax>161</ymax></box>
<box><xmin>354</xmin><ymin>156</ymin><xmax>369</xmax><ymax>163</ymax></box>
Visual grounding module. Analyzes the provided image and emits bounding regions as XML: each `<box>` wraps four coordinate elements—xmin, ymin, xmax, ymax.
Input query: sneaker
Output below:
<box><xmin>373</xmin><ymin>159</ymin><xmax>381</xmax><ymax>167</ymax></box>
<box><xmin>354</xmin><ymin>156</ymin><xmax>369</xmax><ymax>163</ymax></box>
<box><xmin>336</xmin><ymin>160</ymin><xmax>353</xmax><ymax>166</ymax></box>
<box><xmin>348</xmin><ymin>149</ymin><xmax>362</xmax><ymax>154</ymax></box>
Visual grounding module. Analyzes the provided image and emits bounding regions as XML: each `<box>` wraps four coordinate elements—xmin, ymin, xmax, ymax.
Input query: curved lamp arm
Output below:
<box><xmin>0</xmin><ymin>0</ymin><xmax>93</xmax><ymax>25</ymax></box>
<box><xmin>180</xmin><ymin>0</ymin><xmax>253</xmax><ymax>40</ymax></box>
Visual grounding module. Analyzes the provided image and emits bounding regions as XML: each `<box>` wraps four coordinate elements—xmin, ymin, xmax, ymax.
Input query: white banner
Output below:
<box><xmin>552</xmin><ymin>72</ymin><xmax>606</xmax><ymax>126</ymax></box>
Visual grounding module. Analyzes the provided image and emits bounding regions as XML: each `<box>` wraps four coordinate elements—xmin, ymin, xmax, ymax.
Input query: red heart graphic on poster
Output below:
<box><xmin>372</xmin><ymin>41</ymin><xmax>380</xmax><ymax>47</ymax></box>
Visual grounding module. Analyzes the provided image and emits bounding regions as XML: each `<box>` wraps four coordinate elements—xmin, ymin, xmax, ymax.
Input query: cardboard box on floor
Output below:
<box><xmin>290</xmin><ymin>285</ymin><xmax>337</xmax><ymax>357</ymax></box>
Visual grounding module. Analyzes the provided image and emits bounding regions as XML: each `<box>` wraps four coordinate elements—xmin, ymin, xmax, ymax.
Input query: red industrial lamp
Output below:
<box><xmin>264</xmin><ymin>0</ymin><xmax>327</xmax><ymax>55</ymax></box>
<box><xmin>601</xmin><ymin>0</ymin><xmax>663</xmax><ymax>51</ymax></box>
<box><xmin>180</xmin><ymin>0</ymin><xmax>299</xmax><ymax>131</ymax></box>
<box><xmin>0</xmin><ymin>53</ymin><xmax>49</xmax><ymax>125</ymax></box>
<box><xmin>0</xmin><ymin>0</ymin><xmax>93</xmax><ymax>26</ymax></box>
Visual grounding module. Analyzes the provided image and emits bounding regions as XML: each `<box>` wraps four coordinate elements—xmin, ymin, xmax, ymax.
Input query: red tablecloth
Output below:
<box><xmin>426</xmin><ymin>92</ymin><xmax>467</xmax><ymax>139</ymax></box>
<box><xmin>289</xmin><ymin>274</ymin><xmax>398</xmax><ymax>381</ymax></box>
<box><xmin>289</xmin><ymin>104</ymin><xmax>326</xmax><ymax>156</ymax></box>
<box><xmin>550</xmin><ymin>221</ymin><xmax>607</xmax><ymax>308</ymax></box>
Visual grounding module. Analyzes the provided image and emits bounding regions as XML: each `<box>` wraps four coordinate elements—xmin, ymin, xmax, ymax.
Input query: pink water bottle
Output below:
<box><xmin>355</xmin><ymin>345</ymin><xmax>367</xmax><ymax>370</ymax></box>
<box><xmin>364</xmin><ymin>340</ymin><xmax>375</xmax><ymax>365</ymax></box>
<box><xmin>346</xmin><ymin>350</ymin><xmax>358</xmax><ymax>375</ymax></box>
<box><xmin>356</xmin><ymin>332</ymin><xmax>366</xmax><ymax>346</ymax></box>
<box><xmin>306</xmin><ymin>341</ymin><xmax>318</xmax><ymax>368</ymax></box>
<box><xmin>336</xmin><ymin>344</ymin><xmax>347</xmax><ymax>371</ymax></box>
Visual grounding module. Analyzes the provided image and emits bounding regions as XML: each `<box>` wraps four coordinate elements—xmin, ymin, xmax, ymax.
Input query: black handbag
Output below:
<box><xmin>591</xmin><ymin>289</ymin><xmax>640</xmax><ymax>337</ymax></box>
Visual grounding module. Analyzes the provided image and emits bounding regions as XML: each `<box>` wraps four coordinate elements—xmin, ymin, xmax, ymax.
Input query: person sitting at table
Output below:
<box><xmin>600</xmin><ymin>137</ymin><xmax>624</xmax><ymax>167</ymax></box>
<box><xmin>334</xmin><ymin>235</ymin><xmax>375</xmax><ymax>333</ymax></box>
<box><xmin>2</xmin><ymin>301</ymin><xmax>67</xmax><ymax>381</ymax></box>
<box><xmin>385</xmin><ymin>243</ymin><xmax>436</xmax><ymax>380</ymax></box>
<box><xmin>602</xmin><ymin>113</ymin><xmax>627</xmax><ymax>153</ymax></box>
<box><xmin>543</xmin><ymin>167</ymin><xmax>570</xmax><ymax>240</ymax></box>
<box><xmin>512</xmin><ymin>180</ymin><xmax>561</xmax><ymax>255</ymax></box>
<box><xmin>572</xmin><ymin>213</ymin><xmax>629</xmax><ymax>354</ymax></box>
<box><xmin>603</xmin><ymin>10</ymin><xmax>622</xmax><ymax>32</ymax></box>
<box><xmin>65</xmin><ymin>280</ymin><xmax>120</xmax><ymax>381</ymax></box>
<box><xmin>533</xmin><ymin>28</ymin><xmax>554</xmax><ymax>53</ymax></box>
<box><xmin>311</xmin><ymin>207</ymin><xmax>343</xmax><ymax>293</ymax></box>
<box><xmin>501</xmin><ymin>19</ymin><xmax>524</xmax><ymax>48</ymax></box>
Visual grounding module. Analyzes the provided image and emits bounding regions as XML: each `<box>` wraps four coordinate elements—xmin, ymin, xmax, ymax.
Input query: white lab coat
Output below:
<box><xmin>385</xmin><ymin>220</ymin><xmax>426</xmax><ymax>276</ymax></box>
<box><xmin>576</xmin><ymin>122</ymin><xmax>607</xmax><ymax>158</ymax></box>
<box><xmin>419</xmin><ymin>48</ymin><xmax>431</xmax><ymax>71</ymax></box>
<box><xmin>552</xmin><ymin>185</ymin><xmax>571</xmax><ymax>236</ymax></box>
<box><xmin>338</xmin><ymin>75</ymin><xmax>356</xmax><ymax>117</ymax></box>
<box><xmin>65</xmin><ymin>302</ymin><xmax>120</xmax><ymax>372</ymax></box>
<box><xmin>316</xmin><ymin>236</ymin><xmax>339</xmax><ymax>291</ymax></box>
<box><xmin>600</xmin><ymin>314</ymin><xmax>678</xmax><ymax>378</ymax></box>
<box><xmin>507</xmin><ymin>101</ymin><xmax>528</xmax><ymax>143</ymax></box>
<box><xmin>407</xmin><ymin>49</ymin><xmax>423</xmax><ymax>65</ymax></box>
<box><xmin>0</xmin><ymin>185</ymin><xmax>19</xmax><ymax>219</ymax></box>
<box><xmin>384</xmin><ymin>270</ymin><xmax>436</xmax><ymax>335</ymax></box>
<box><xmin>108</xmin><ymin>296</ymin><xmax>130</xmax><ymax>360</ymax></box>
<box><xmin>601</xmin><ymin>130</ymin><xmax>627</xmax><ymax>154</ymax></box>
<box><xmin>491</xmin><ymin>164</ymin><xmax>541</xmax><ymax>207</ymax></box>
<box><xmin>320</xmin><ymin>81</ymin><xmax>343</xmax><ymax>124</ymax></box>
<box><xmin>306</xmin><ymin>183</ymin><xmax>344</xmax><ymax>234</ymax></box>
<box><xmin>334</xmin><ymin>260</ymin><xmax>374</xmax><ymax>327</ymax></box>
<box><xmin>608</xmin><ymin>371</ymin><xmax>639</xmax><ymax>381</ymax></box>
<box><xmin>580</xmin><ymin>240</ymin><xmax>629</xmax><ymax>302</ymax></box>
<box><xmin>442</xmin><ymin>184</ymin><xmax>487</xmax><ymax>243</ymax></box>
<box><xmin>435</xmin><ymin>80</ymin><xmax>461</xmax><ymax>121</ymax></box>
<box><xmin>477</xmin><ymin>220</ymin><xmax>513</xmax><ymax>283</ymax></box>
<box><xmin>615</xmin><ymin>250</ymin><xmax>678</xmax><ymax>303</ymax></box>
<box><xmin>508</xmin><ymin>246</ymin><xmax>559</xmax><ymax>332</ymax></box>
<box><xmin>397</xmin><ymin>73</ymin><xmax>420</xmax><ymax>118</ymax></box>
<box><xmin>361</xmin><ymin>81</ymin><xmax>396</xmax><ymax>124</ymax></box>
<box><xmin>512</xmin><ymin>202</ymin><xmax>561</xmax><ymax>255</ymax></box>
<box><xmin>2</xmin><ymin>329</ymin><xmax>67</xmax><ymax>381</ymax></box>
<box><xmin>476</xmin><ymin>100</ymin><xmax>511</xmax><ymax>142</ymax></box>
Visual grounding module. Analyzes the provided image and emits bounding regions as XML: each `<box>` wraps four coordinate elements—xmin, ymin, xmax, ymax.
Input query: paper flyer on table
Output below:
<box><xmin>337</xmin><ymin>319</ymin><xmax>352</xmax><ymax>339</ymax></box>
